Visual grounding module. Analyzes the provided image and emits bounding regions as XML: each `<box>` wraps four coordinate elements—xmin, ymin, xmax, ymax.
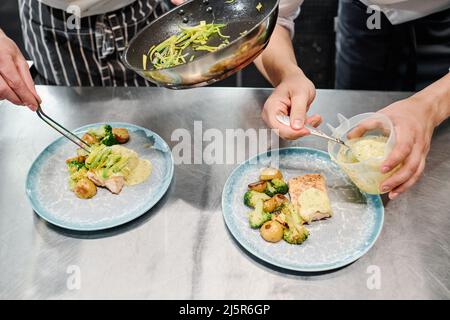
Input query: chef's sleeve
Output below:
<box><xmin>277</xmin><ymin>0</ymin><xmax>304</xmax><ymax>38</ymax></box>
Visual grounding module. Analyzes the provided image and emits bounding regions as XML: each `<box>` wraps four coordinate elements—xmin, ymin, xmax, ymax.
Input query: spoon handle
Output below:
<box><xmin>276</xmin><ymin>114</ymin><xmax>347</xmax><ymax>146</ymax></box>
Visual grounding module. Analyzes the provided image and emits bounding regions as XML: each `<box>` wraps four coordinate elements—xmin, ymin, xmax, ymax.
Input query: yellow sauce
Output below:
<box><xmin>126</xmin><ymin>159</ymin><xmax>152</xmax><ymax>186</ymax></box>
<box><xmin>298</xmin><ymin>188</ymin><xmax>332</xmax><ymax>216</ymax></box>
<box><xmin>337</xmin><ymin>136</ymin><xmax>388</xmax><ymax>163</ymax></box>
<box><xmin>334</xmin><ymin>136</ymin><xmax>398</xmax><ymax>194</ymax></box>
<box><xmin>111</xmin><ymin>145</ymin><xmax>152</xmax><ymax>186</ymax></box>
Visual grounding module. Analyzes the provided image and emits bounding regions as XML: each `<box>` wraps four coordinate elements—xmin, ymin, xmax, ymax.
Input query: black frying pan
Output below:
<box><xmin>123</xmin><ymin>0</ymin><xmax>280</xmax><ymax>88</ymax></box>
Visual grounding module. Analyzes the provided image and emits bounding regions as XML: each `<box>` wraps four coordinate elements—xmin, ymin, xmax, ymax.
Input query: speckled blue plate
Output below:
<box><xmin>222</xmin><ymin>147</ymin><xmax>384</xmax><ymax>272</ymax></box>
<box><xmin>26</xmin><ymin>122</ymin><xmax>174</xmax><ymax>231</ymax></box>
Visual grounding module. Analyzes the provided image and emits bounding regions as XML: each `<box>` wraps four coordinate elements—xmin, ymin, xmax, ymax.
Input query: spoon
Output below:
<box><xmin>276</xmin><ymin>114</ymin><xmax>350</xmax><ymax>148</ymax></box>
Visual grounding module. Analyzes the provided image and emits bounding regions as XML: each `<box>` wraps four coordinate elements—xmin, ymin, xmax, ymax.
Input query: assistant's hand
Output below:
<box><xmin>0</xmin><ymin>29</ymin><xmax>41</xmax><ymax>110</ymax></box>
<box><xmin>261</xmin><ymin>68</ymin><xmax>321</xmax><ymax>140</ymax></box>
<box><xmin>377</xmin><ymin>96</ymin><xmax>437</xmax><ymax>199</ymax></box>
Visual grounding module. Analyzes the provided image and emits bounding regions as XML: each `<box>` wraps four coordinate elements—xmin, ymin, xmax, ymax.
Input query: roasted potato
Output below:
<box><xmin>260</xmin><ymin>221</ymin><xmax>284</xmax><ymax>243</ymax></box>
<box><xmin>112</xmin><ymin>128</ymin><xmax>130</xmax><ymax>144</ymax></box>
<box><xmin>248</xmin><ymin>181</ymin><xmax>267</xmax><ymax>193</ymax></box>
<box><xmin>260</xmin><ymin>167</ymin><xmax>283</xmax><ymax>181</ymax></box>
<box><xmin>263</xmin><ymin>194</ymin><xmax>288</xmax><ymax>213</ymax></box>
<box><xmin>74</xmin><ymin>178</ymin><xmax>97</xmax><ymax>199</ymax></box>
<box><xmin>81</xmin><ymin>133</ymin><xmax>98</xmax><ymax>145</ymax></box>
<box><xmin>66</xmin><ymin>155</ymin><xmax>86</xmax><ymax>164</ymax></box>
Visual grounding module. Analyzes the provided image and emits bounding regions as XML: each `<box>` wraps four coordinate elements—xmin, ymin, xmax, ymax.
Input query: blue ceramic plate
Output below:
<box><xmin>26</xmin><ymin>122</ymin><xmax>174</xmax><ymax>231</ymax></box>
<box><xmin>222</xmin><ymin>148</ymin><xmax>384</xmax><ymax>272</ymax></box>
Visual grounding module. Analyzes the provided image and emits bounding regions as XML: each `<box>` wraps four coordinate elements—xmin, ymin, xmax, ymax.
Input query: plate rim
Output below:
<box><xmin>25</xmin><ymin>122</ymin><xmax>174</xmax><ymax>232</ymax></box>
<box><xmin>221</xmin><ymin>147</ymin><xmax>384</xmax><ymax>272</ymax></box>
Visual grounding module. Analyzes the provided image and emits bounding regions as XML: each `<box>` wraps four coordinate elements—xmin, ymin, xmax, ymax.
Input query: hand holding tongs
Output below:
<box><xmin>36</xmin><ymin>105</ymin><xmax>91</xmax><ymax>152</ymax></box>
<box><xmin>276</xmin><ymin>114</ymin><xmax>348</xmax><ymax>147</ymax></box>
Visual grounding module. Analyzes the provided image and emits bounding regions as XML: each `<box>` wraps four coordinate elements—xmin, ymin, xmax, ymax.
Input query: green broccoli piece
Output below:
<box><xmin>88</xmin><ymin>125</ymin><xmax>108</xmax><ymax>139</ymax></box>
<box><xmin>88</xmin><ymin>125</ymin><xmax>119</xmax><ymax>146</ymax></box>
<box><xmin>271</xmin><ymin>178</ymin><xmax>288</xmax><ymax>195</ymax></box>
<box><xmin>101</xmin><ymin>133</ymin><xmax>118</xmax><ymax>146</ymax></box>
<box><xmin>100</xmin><ymin>125</ymin><xmax>118</xmax><ymax>146</ymax></box>
<box><xmin>244</xmin><ymin>190</ymin><xmax>271</xmax><ymax>208</ymax></box>
<box><xmin>264</xmin><ymin>181</ymin><xmax>277</xmax><ymax>197</ymax></box>
<box><xmin>67</xmin><ymin>160</ymin><xmax>85</xmax><ymax>171</ymax></box>
<box><xmin>248</xmin><ymin>199</ymin><xmax>272</xmax><ymax>229</ymax></box>
<box><xmin>281</xmin><ymin>202</ymin><xmax>305</xmax><ymax>225</ymax></box>
<box><xmin>283</xmin><ymin>213</ymin><xmax>309</xmax><ymax>245</ymax></box>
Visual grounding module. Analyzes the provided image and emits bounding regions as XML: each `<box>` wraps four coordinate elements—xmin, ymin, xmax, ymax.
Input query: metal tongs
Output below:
<box><xmin>276</xmin><ymin>114</ymin><xmax>349</xmax><ymax>147</ymax></box>
<box><xmin>36</xmin><ymin>105</ymin><xmax>91</xmax><ymax>152</ymax></box>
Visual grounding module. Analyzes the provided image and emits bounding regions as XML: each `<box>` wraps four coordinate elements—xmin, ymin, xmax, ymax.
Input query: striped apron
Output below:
<box><xmin>19</xmin><ymin>0</ymin><xmax>169</xmax><ymax>86</ymax></box>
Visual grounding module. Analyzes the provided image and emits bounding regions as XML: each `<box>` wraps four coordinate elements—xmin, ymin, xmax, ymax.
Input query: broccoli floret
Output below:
<box><xmin>248</xmin><ymin>199</ymin><xmax>272</xmax><ymax>229</ymax></box>
<box><xmin>88</xmin><ymin>125</ymin><xmax>108</xmax><ymax>139</ymax></box>
<box><xmin>244</xmin><ymin>190</ymin><xmax>271</xmax><ymax>208</ymax></box>
<box><xmin>101</xmin><ymin>125</ymin><xmax>118</xmax><ymax>146</ymax></box>
<box><xmin>264</xmin><ymin>181</ymin><xmax>277</xmax><ymax>197</ymax></box>
<box><xmin>281</xmin><ymin>202</ymin><xmax>304</xmax><ymax>225</ymax></box>
<box><xmin>88</xmin><ymin>125</ymin><xmax>119</xmax><ymax>146</ymax></box>
<box><xmin>283</xmin><ymin>213</ymin><xmax>309</xmax><ymax>245</ymax></box>
<box><xmin>271</xmin><ymin>178</ymin><xmax>288</xmax><ymax>195</ymax></box>
<box><xmin>67</xmin><ymin>160</ymin><xmax>85</xmax><ymax>171</ymax></box>
<box><xmin>283</xmin><ymin>225</ymin><xmax>309</xmax><ymax>245</ymax></box>
<box><xmin>101</xmin><ymin>133</ymin><xmax>118</xmax><ymax>146</ymax></box>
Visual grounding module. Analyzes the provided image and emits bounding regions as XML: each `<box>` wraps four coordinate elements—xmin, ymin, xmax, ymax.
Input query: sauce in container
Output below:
<box><xmin>328</xmin><ymin>112</ymin><xmax>400</xmax><ymax>195</ymax></box>
<box><xmin>334</xmin><ymin>136</ymin><xmax>398</xmax><ymax>194</ymax></box>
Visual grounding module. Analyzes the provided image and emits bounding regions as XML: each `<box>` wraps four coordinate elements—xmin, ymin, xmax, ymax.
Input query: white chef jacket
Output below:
<box><xmin>37</xmin><ymin>0</ymin><xmax>305</xmax><ymax>37</ymax></box>
<box><xmin>38</xmin><ymin>0</ymin><xmax>136</xmax><ymax>17</ymax></box>
<box><xmin>277</xmin><ymin>0</ymin><xmax>450</xmax><ymax>32</ymax></box>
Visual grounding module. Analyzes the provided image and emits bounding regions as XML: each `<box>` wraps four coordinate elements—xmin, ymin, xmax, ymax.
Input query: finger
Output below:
<box><xmin>278</xmin><ymin>125</ymin><xmax>310</xmax><ymax>140</ymax></box>
<box><xmin>306</xmin><ymin>114</ymin><xmax>322</xmax><ymax>128</ymax></box>
<box><xmin>380</xmin><ymin>144</ymin><xmax>422</xmax><ymax>193</ymax></box>
<box><xmin>15</xmin><ymin>55</ymin><xmax>41</xmax><ymax>105</ymax></box>
<box><xmin>0</xmin><ymin>74</ymin><xmax>22</xmax><ymax>105</ymax></box>
<box><xmin>171</xmin><ymin>0</ymin><xmax>184</xmax><ymax>4</ymax></box>
<box><xmin>389</xmin><ymin>158</ymin><xmax>426</xmax><ymax>199</ymax></box>
<box><xmin>267</xmin><ymin>110</ymin><xmax>310</xmax><ymax>140</ymax></box>
<box><xmin>262</xmin><ymin>105</ymin><xmax>309</xmax><ymax>140</ymax></box>
<box><xmin>289</xmin><ymin>92</ymin><xmax>310</xmax><ymax>130</ymax></box>
<box><xmin>380</xmin><ymin>132</ymin><xmax>414</xmax><ymax>174</ymax></box>
<box><xmin>0</xmin><ymin>56</ymin><xmax>39</xmax><ymax>108</ymax></box>
<box><xmin>347</xmin><ymin>118</ymin><xmax>384</xmax><ymax>139</ymax></box>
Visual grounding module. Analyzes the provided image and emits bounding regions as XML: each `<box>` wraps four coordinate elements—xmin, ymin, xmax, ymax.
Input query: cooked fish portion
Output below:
<box><xmin>87</xmin><ymin>171</ymin><xmax>125</xmax><ymax>194</ymax></box>
<box><xmin>104</xmin><ymin>176</ymin><xmax>125</xmax><ymax>194</ymax></box>
<box><xmin>288</xmin><ymin>174</ymin><xmax>332</xmax><ymax>223</ymax></box>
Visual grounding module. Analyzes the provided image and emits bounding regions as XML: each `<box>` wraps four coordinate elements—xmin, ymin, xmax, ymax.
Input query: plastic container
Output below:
<box><xmin>327</xmin><ymin>113</ymin><xmax>398</xmax><ymax>195</ymax></box>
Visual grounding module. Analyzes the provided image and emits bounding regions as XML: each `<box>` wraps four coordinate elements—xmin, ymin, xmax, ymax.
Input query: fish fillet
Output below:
<box><xmin>288</xmin><ymin>174</ymin><xmax>332</xmax><ymax>223</ymax></box>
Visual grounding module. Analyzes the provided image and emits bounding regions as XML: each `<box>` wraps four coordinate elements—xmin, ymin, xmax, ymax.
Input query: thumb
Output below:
<box><xmin>289</xmin><ymin>93</ymin><xmax>310</xmax><ymax>130</ymax></box>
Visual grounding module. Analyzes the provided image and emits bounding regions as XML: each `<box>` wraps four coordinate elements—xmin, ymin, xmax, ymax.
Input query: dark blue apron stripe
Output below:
<box><xmin>19</xmin><ymin>0</ymin><xmax>165</xmax><ymax>87</ymax></box>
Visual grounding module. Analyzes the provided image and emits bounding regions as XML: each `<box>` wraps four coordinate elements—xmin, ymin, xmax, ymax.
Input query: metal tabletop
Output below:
<box><xmin>0</xmin><ymin>86</ymin><xmax>449</xmax><ymax>299</ymax></box>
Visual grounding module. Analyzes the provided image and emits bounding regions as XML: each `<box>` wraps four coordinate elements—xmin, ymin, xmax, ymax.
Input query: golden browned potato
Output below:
<box><xmin>263</xmin><ymin>194</ymin><xmax>288</xmax><ymax>213</ymax></box>
<box><xmin>260</xmin><ymin>167</ymin><xmax>283</xmax><ymax>181</ymax></box>
<box><xmin>66</xmin><ymin>155</ymin><xmax>86</xmax><ymax>164</ymax></box>
<box><xmin>248</xmin><ymin>181</ymin><xmax>267</xmax><ymax>193</ymax></box>
<box><xmin>81</xmin><ymin>133</ymin><xmax>98</xmax><ymax>145</ymax></box>
<box><xmin>112</xmin><ymin>128</ymin><xmax>130</xmax><ymax>144</ymax></box>
<box><xmin>74</xmin><ymin>178</ymin><xmax>97</xmax><ymax>199</ymax></box>
<box><xmin>260</xmin><ymin>221</ymin><xmax>284</xmax><ymax>243</ymax></box>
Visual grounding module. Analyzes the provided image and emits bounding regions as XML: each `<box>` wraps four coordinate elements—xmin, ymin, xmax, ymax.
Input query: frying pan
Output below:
<box><xmin>123</xmin><ymin>0</ymin><xmax>280</xmax><ymax>89</ymax></box>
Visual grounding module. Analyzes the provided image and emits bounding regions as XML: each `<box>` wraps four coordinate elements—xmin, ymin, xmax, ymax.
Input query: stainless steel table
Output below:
<box><xmin>0</xmin><ymin>87</ymin><xmax>449</xmax><ymax>299</ymax></box>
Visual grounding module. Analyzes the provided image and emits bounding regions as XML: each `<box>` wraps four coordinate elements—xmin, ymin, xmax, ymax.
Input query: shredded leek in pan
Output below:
<box><xmin>143</xmin><ymin>21</ymin><xmax>230</xmax><ymax>70</ymax></box>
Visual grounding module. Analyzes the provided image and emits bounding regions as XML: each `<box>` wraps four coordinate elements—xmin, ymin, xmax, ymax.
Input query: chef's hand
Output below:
<box><xmin>171</xmin><ymin>0</ymin><xmax>185</xmax><ymax>5</ymax></box>
<box><xmin>262</xmin><ymin>67</ymin><xmax>322</xmax><ymax>140</ymax></box>
<box><xmin>378</xmin><ymin>71</ymin><xmax>450</xmax><ymax>200</ymax></box>
<box><xmin>377</xmin><ymin>97</ymin><xmax>438</xmax><ymax>199</ymax></box>
<box><xmin>0</xmin><ymin>29</ymin><xmax>41</xmax><ymax>111</ymax></box>
<box><xmin>349</xmin><ymin>96</ymin><xmax>436</xmax><ymax>200</ymax></box>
